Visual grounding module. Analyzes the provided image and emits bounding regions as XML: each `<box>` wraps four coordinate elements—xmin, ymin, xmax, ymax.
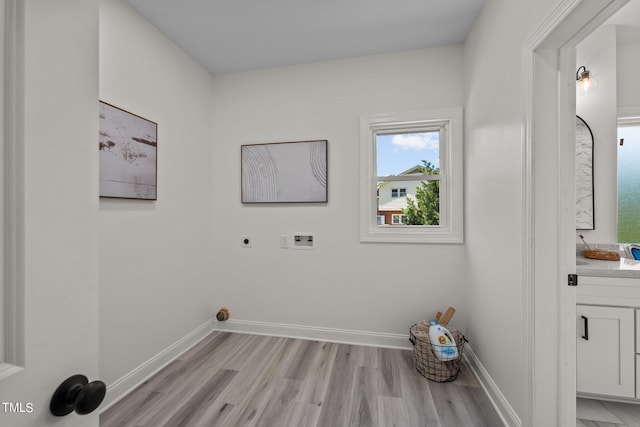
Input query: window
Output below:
<box><xmin>392</xmin><ymin>214</ymin><xmax>408</xmax><ymax>224</ymax></box>
<box><xmin>377</xmin><ymin>215</ymin><xmax>385</xmax><ymax>225</ymax></box>
<box><xmin>618</xmin><ymin>117</ymin><xmax>640</xmax><ymax>242</ymax></box>
<box><xmin>359</xmin><ymin>108</ymin><xmax>463</xmax><ymax>243</ymax></box>
<box><xmin>391</xmin><ymin>188</ymin><xmax>406</xmax><ymax>198</ymax></box>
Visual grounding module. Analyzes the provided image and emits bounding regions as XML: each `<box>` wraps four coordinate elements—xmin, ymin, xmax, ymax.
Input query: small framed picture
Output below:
<box><xmin>241</xmin><ymin>140</ymin><xmax>328</xmax><ymax>203</ymax></box>
<box><xmin>99</xmin><ymin>101</ymin><xmax>157</xmax><ymax>200</ymax></box>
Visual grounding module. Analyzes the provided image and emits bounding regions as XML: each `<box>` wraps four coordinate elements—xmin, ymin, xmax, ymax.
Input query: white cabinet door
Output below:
<box><xmin>577</xmin><ymin>305</ymin><xmax>635</xmax><ymax>398</ymax></box>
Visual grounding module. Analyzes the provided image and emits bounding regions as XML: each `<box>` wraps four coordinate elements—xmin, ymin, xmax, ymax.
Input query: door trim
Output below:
<box><xmin>1</xmin><ymin>0</ymin><xmax>25</xmax><ymax>380</ymax></box>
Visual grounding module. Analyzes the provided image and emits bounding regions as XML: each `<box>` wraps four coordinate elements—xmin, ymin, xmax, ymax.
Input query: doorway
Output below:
<box><xmin>525</xmin><ymin>0</ymin><xmax>630</xmax><ymax>426</ymax></box>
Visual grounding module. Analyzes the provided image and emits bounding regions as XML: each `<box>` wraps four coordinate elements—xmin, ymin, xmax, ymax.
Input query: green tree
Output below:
<box><xmin>404</xmin><ymin>161</ymin><xmax>440</xmax><ymax>225</ymax></box>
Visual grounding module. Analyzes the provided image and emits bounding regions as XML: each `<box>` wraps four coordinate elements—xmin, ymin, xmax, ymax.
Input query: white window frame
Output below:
<box><xmin>617</xmin><ymin>115</ymin><xmax>640</xmax><ymax>128</ymax></box>
<box><xmin>359</xmin><ymin>108</ymin><xmax>463</xmax><ymax>243</ymax></box>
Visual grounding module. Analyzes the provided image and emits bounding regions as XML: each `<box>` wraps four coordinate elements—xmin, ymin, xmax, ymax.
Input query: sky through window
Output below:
<box><xmin>376</xmin><ymin>132</ymin><xmax>440</xmax><ymax>176</ymax></box>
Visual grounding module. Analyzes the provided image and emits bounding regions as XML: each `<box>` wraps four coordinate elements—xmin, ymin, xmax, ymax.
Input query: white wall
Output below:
<box><xmin>617</xmin><ymin>38</ymin><xmax>640</xmax><ymax>110</ymax></box>
<box><xmin>576</xmin><ymin>26</ymin><xmax>618</xmax><ymax>243</ymax></box>
<box><xmin>210</xmin><ymin>47</ymin><xmax>468</xmax><ymax>336</ymax></box>
<box><xmin>463</xmin><ymin>0</ymin><xmax>566</xmax><ymax>421</ymax></box>
<box><xmin>99</xmin><ymin>0</ymin><xmax>216</xmax><ymax>387</ymax></box>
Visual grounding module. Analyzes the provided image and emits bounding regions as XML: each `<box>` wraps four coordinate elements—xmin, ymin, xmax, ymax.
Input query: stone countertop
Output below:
<box><xmin>577</xmin><ymin>256</ymin><xmax>640</xmax><ymax>278</ymax></box>
<box><xmin>576</xmin><ymin>243</ymin><xmax>640</xmax><ymax>278</ymax></box>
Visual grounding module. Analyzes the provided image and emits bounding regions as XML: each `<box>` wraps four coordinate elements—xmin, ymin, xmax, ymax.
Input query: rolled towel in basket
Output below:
<box><xmin>416</xmin><ymin>320</ymin><xmax>430</xmax><ymax>332</ymax></box>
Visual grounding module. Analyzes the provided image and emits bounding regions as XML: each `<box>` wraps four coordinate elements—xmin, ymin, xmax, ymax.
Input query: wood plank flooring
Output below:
<box><xmin>577</xmin><ymin>397</ymin><xmax>640</xmax><ymax>427</ymax></box>
<box><xmin>100</xmin><ymin>332</ymin><xmax>504</xmax><ymax>427</ymax></box>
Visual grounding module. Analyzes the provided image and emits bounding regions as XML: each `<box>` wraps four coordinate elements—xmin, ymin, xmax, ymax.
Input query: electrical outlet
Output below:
<box><xmin>280</xmin><ymin>235</ymin><xmax>289</xmax><ymax>249</ymax></box>
<box><xmin>241</xmin><ymin>236</ymin><xmax>252</xmax><ymax>248</ymax></box>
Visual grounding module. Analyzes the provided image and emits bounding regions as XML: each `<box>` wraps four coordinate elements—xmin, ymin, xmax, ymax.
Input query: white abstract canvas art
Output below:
<box><xmin>576</xmin><ymin>116</ymin><xmax>594</xmax><ymax>229</ymax></box>
<box><xmin>241</xmin><ymin>140</ymin><xmax>328</xmax><ymax>203</ymax></box>
<box><xmin>99</xmin><ymin>102</ymin><xmax>157</xmax><ymax>200</ymax></box>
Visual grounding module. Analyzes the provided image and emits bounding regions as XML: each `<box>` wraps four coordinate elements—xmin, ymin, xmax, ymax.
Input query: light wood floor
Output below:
<box><xmin>577</xmin><ymin>397</ymin><xmax>640</xmax><ymax>427</ymax></box>
<box><xmin>100</xmin><ymin>331</ymin><xmax>504</xmax><ymax>427</ymax></box>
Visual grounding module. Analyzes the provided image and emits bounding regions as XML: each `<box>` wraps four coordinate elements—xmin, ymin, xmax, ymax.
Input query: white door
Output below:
<box><xmin>577</xmin><ymin>305</ymin><xmax>635</xmax><ymax>398</ymax></box>
<box><xmin>0</xmin><ymin>1</ymin><xmax>101</xmax><ymax>426</ymax></box>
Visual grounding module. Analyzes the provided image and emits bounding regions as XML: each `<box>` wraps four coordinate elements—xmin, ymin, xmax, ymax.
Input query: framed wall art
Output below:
<box><xmin>576</xmin><ymin>115</ymin><xmax>594</xmax><ymax>230</ymax></box>
<box><xmin>241</xmin><ymin>140</ymin><xmax>328</xmax><ymax>203</ymax></box>
<box><xmin>99</xmin><ymin>101</ymin><xmax>157</xmax><ymax>200</ymax></box>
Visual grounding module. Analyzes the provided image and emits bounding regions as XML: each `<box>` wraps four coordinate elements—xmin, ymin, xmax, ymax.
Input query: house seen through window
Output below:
<box><xmin>377</xmin><ymin>133</ymin><xmax>440</xmax><ymax>226</ymax></box>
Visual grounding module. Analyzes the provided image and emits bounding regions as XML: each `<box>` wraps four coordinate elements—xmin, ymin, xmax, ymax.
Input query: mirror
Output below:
<box><xmin>576</xmin><ymin>115</ymin><xmax>594</xmax><ymax>230</ymax></box>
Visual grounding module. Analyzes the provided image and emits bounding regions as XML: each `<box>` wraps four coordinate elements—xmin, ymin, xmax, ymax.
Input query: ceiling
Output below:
<box><xmin>126</xmin><ymin>0</ymin><xmax>486</xmax><ymax>75</ymax></box>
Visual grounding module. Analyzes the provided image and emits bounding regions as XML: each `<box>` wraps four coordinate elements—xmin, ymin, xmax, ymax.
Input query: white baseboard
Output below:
<box><xmin>464</xmin><ymin>344</ymin><xmax>521</xmax><ymax>427</ymax></box>
<box><xmin>215</xmin><ymin>318</ymin><xmax>413</xmax><ymax>350</ymax></box>
<box><xmin>100</xmin><ymin>319</ymin><xmax>216</xmax><ymax>412</ymax></box>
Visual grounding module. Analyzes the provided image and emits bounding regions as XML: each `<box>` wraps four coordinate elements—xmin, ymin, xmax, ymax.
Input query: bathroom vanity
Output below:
<box><xmin>576</xmin><ymin>255</ymin><xmax>640</xmax><ymax>401</ymax></box>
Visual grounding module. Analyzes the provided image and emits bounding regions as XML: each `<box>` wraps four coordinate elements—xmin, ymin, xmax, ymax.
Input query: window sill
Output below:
<box><xmin>360</xmin><ymin>226</ymin><xmax>463</xmax><ymax>244</ymax></box>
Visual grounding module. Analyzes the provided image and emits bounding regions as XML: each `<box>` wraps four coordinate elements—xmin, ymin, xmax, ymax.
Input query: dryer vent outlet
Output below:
<box><xmin>292</xmin><ymin>233</ymin><xmax>315</xmax><ymax>250</ymax></box>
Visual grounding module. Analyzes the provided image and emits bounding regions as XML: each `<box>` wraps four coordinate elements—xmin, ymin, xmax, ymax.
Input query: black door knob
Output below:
<box><xmin>50</xmin><ymin>374</ymin><xmax>106</xmax><ymax>416</ymax></box>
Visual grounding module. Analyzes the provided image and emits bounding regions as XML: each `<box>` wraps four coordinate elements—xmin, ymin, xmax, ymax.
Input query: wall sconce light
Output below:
<box><xmin>576</xmin><ymin>65</ymin><xmax>598</xmax><ymax>94</ymax></box>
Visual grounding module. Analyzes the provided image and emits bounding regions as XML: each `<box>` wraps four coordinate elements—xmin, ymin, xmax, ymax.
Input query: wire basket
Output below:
<box><xmin>409</xmin><ymin>323</ymin><xmax>466</xmax><ymax>382</ymax></box>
